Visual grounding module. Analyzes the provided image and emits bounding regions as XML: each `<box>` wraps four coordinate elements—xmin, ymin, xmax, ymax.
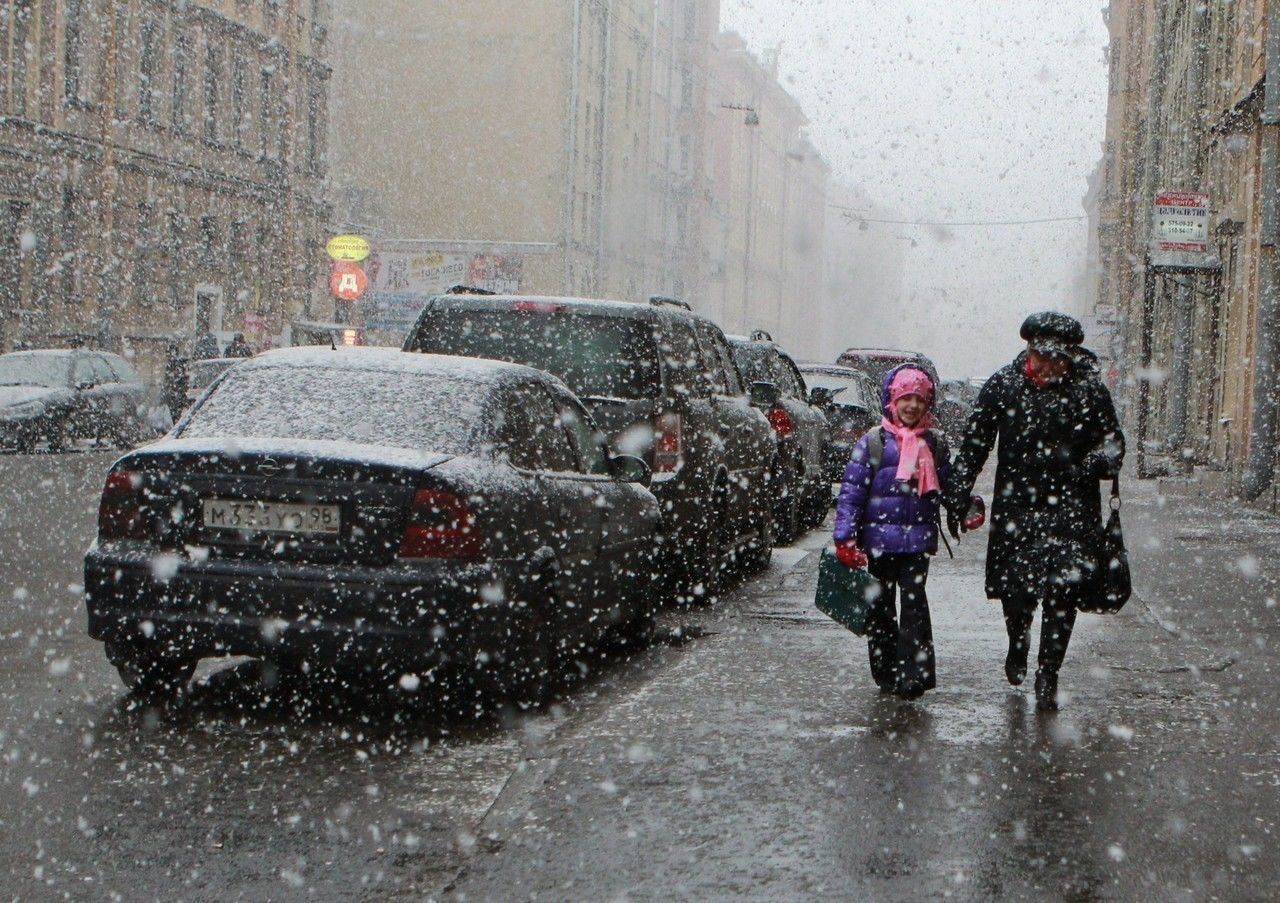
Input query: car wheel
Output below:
<box><xmin>742</xmin><ymin>501</ymin><xmax>774</xmax><ymax>574</ymax></box>
<box><xmin>45</xmin><ymin>419</ymin><xmax>68</xmax><ymax>454</ymax></box>
<box><xmin>803</xmin><ymin>480</ymin><xmax>828</xmax><ymax>529</ymax></box>
<box><xmin>104</xmin><ymin>641</ymin><xmax>196</xmax><ymax>701</ymax></box>
<box><xmin>773</xmin><ymin>469</ymin><xmax>801</xmax><ymax>545</ymax></box>
<box><xmin>679</xmin><ymin>482</ymin><xmax>728</xmax><ymax>605</ymax></box>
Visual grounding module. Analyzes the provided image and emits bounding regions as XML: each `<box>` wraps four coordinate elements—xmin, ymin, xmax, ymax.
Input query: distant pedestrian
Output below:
<box><xmin>161</xmin><ymin>342</ymin><xmax>188</xmax><ymax>423</ymax></box>
<box><xmin>224</xmin><ymin>333</ymin><xmax>252</xmax><ymax>358</ymax></box>
<box><xmin>192</xmin><ymin>331</ymin><xmax>220</xmax><ymax>361</ymax></box>
<box><xmin>833</xmin><ymin>364</ymin><xmax>960</xmax><ymax>699</ymax></box>
<box><xmin>944</xmin><ymin>312</ymin><xmax>1125</xmax><ymax>711</ymax></box>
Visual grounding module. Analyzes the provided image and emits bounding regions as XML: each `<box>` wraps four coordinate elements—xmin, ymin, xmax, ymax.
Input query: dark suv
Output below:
<box><xmin>728</xmin><ymin>333</ymin><xmax>828</xmax><ymax>541</ymax></box>
<box><xmin>403</xmin><ymin>294</ymin><xmax>778</xmax><ymax>600</ymax></box>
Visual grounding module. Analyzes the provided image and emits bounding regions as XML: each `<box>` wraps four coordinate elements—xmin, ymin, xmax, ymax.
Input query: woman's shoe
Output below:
<box><xmin>895</xmin><ymin>682</ymin><xmax>926</xmax><ymax>700</ymax></box>
<box><xmin>1034</xmin><ymin>671</ymin><xmax>1058</xmax><ymax>711</ymax></box>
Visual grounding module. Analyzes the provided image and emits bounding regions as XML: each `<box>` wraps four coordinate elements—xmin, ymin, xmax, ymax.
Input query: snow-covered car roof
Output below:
<box><xmin>238</xmin><ymin>346</ymin><xmax>557</xmax><ymax>386</ymax></box>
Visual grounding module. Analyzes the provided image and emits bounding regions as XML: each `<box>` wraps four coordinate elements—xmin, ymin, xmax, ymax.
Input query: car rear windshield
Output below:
<box><xmin>730</xmin><ymin>344</ymin><xmax>772</xmax><ymax>383</ymax></box>
<box><xmin>0</xmin><ymin>354</ymin><xmax>69</xmax><ymax>388</ymax></box>
<box><xmin>178</xmin><ymin>366</ymin><xmax>488</xmax><ymax>453</ymax></box>
<box><xmin>839</xmin><ymin>354</ymin><xmax>917</xmax><ymax>386</ymax></box>
<box><xmin>802</xmin><ymin>372</ymin><xmax>867</xmax><ymax>405</ymax></box>
<box><xmin>410</xmin><ymin>309</ymin><xmax>660</xmax><ymax>400</ymax></box>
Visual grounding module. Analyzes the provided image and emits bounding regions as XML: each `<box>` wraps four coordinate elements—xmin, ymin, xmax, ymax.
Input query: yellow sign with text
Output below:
<box><xmin>325</xmin><ymin>234</ymin><xmax>371</xmax><ymax>262</ymax></box>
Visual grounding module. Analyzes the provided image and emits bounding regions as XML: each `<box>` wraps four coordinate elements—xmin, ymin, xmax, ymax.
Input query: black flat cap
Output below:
<box><xmin>1020</xmin><ymin>311</ymin><xmax>1084</xmax><ymax>356</ymax></box>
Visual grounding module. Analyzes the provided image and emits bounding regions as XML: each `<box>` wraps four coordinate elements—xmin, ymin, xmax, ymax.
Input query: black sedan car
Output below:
<box><xmin>798</xmin><ymin>364</ymin><xmax>880</xmax><ymax>482</ymax></box>
<box><xmin>0</xmin><ymin>349</ymin><xmax>147</xmax><ymax>452</ymax></box>
<box><xmin>84</xmin><ymin>347</ymin><xmax>661</xmax><ymax>704</ymax></box>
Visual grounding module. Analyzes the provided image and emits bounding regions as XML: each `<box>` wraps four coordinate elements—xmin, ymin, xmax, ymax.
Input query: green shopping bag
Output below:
<box><xmin>814</xmin><ymin>547</ymin><xmax>881</xmax><ymax>636</ymax></box>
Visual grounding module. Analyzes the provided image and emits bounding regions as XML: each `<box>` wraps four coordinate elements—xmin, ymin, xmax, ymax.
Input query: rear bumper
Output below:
<box><xmin>84</xmin><ymin>545</ymin><xmax>517</xmax><ymax>669</ymax></box>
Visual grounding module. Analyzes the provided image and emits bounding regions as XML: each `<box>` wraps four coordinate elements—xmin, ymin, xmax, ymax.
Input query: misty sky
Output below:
<box><xmin>721</xmin><ymin>0</ymin><xmax>1110</xmax><ymax>379</ymax></box>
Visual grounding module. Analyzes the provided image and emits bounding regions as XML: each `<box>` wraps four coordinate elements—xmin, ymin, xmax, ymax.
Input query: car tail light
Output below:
<box><xmin>652</xmin><ymin>412</ymin><xmax>683</xmax><ymax>473</ymax></box>
<box><xmin>768</xmin><ymin>407</ymin><xmax>794</xmax><ymax>438</ymax></box>
<box><xmin>398</xmin><ymin>489</ymin><xmax>481</xmax><ymax>559</ymax></box>
<box><xmin>98</xmin><ymin>471</ymin><xmax>149</xmax><ymax>541</ymax></box>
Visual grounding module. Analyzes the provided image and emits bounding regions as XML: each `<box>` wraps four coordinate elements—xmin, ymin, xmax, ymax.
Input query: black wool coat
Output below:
<box><xmin>944</xmin><ymin>350</ymin><xmax>1125</xmax><ymax>601</ymax></box>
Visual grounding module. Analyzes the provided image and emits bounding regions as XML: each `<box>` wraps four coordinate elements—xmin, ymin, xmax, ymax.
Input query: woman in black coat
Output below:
<box><xmin>944</xmin><ymin>312</ymin><xmax>1124</xmax><ymax>711</ymax></box>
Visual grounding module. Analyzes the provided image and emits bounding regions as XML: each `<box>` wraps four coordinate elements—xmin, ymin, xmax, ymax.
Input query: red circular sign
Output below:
<box><xmin>329</xmin><ymin>261</ymin><xmax>368</xmax><ymax>301</ymax></box>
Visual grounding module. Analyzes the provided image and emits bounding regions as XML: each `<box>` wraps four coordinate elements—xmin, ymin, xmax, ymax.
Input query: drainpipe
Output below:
<box><xmin>594</xmin><ymin>0</ymin><xmax>614</xmax><ymax>296</ymax></box>
<box><xmin>1243</xmin><ymin>3</ymin><xmax>1280</xmax><ymax>499</ymax></box>
<box><xmin>1167</xmin><ymin>5</ymin><xmax>1212</xmax><ymax>476</ymax></box>
<box><xmin>563</xmin><ymin>0</ymin><xmax>583</xmax><ymax>293</ymax></box>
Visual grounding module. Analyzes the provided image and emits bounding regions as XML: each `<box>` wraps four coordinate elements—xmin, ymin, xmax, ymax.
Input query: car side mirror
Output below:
<box><xmin>749</xmin><ymin>381</ymin><xmax>779</xmax><ymax>408</ymax></box>
<box><xmin>609</xmin><ymin>453</ymin><xmax>651</xmax><ymax>488</ymax></box>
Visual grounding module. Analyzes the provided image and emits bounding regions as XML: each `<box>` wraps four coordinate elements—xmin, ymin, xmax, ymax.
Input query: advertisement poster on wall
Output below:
<box><xmin>364</xmin><ymin>251</ymin><xmax>526</xmax><ymax>333</ymax></box>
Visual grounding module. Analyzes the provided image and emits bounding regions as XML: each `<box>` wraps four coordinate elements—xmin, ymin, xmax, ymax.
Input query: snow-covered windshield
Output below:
<box><xmin>410</xmin><ymin>311</ymin><xmax>660</xmax><ymax>400</ymax></box>
<box><xmin>0</xmin><ymin>354</ymin><xmax>69</xmax><ymax>388</ymax></box>
<box><xmin>178</xmin><ymin>365</ymin><xmax>488</xmax><ymax>453</ymax></box>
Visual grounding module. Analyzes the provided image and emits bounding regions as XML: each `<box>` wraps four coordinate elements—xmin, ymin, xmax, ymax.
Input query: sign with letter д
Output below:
<box><xmin>330</xmin><ymin>261</ymin><xmax>368</xmax><ymax>301</ymax></box>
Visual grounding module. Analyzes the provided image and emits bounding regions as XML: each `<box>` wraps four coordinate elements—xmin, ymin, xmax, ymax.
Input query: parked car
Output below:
<box><xmin>835</xmin><ymin>347</ymin><xmax>940</xmax><ymax>388</ymax></box>
<box><xmin>798</xmin><ymin>364</ymin><xmax>880</xmax><ymax>481</ymax></box>
<box><xmin>937</xmin><ymin>378</ymin><xmax>976</xmax><ymax>446</ymax></box>
<box><xmin>0</xmin><ymin>349</ymin><xmax>147</xmax><ymax>452</ymax></box>
<box><xmin>833</xmin><ymin>348</ymin><xmax>972</xmax><ymax>439</ymax></box>
<box><xmin>403</xmin><ymin>293</ymin><xmax>778</xmax><ymax>600</ymax></box>
<box><xmin>84</xmin><ymin>347</ymin><xmax>662</xmax><ymax>704</ymax></box>
<box><xmin>728</xmin><ymin>333</ymin><xmax>828</xmax><ymax>541</ymax></box>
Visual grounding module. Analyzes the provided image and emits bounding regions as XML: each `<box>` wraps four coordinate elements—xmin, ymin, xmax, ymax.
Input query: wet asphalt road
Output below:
<box><xmin>0</xmin><ymin>451</ymin><xmax>1277</xmax><ymax>900</ymax></box>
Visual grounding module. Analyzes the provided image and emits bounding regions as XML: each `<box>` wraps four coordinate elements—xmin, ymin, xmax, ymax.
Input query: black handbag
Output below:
<box><xmin>1079</xmin><ymin>476</ymin><xmax>1132</xmax><ymax>613</ymax></box>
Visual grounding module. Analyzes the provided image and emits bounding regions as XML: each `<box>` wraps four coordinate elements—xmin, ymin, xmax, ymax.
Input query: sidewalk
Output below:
<box><xmin>436</xmin><ymin>479</ymin><xmax>1279</xmax><ymax>900</ymax></box>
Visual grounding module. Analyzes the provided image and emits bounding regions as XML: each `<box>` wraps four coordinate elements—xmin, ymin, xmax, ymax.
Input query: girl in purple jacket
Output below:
<box><xmin>833</xmin><ymin>364</ymin><xmax>952</xmax><ymax>699</ymax></box>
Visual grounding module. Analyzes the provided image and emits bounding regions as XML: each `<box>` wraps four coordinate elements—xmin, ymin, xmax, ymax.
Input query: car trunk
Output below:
<box><xmin>124</xmin><ymin>447</ymin><xmax>452</xmax><ymax>568</ymax></box>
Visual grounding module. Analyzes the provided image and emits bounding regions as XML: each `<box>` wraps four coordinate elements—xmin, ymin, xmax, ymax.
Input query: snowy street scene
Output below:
<box><xmin>3</xmin><ymin>0</ymin><xmax>1280</xmax><ymax>899</ymax></box>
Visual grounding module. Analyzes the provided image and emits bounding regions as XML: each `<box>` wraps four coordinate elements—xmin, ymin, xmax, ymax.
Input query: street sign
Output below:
<box><xmin>329</xmin><ymin>261</ymin><xmax>368</xmax><ymax>301</ymax></box>
<box><xmin>326</xmin><ymin>234</ymin><xmax>371</xmax><ymax>262</ymax></box>
<box><xmin>1152</xmin><ymin>191</ymin><xmax>1210</xmax><ymax>253</ymax></box>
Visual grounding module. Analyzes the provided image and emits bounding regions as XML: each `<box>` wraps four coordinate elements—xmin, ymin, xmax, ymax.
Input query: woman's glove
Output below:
<box><xmin>834</xmin><ymin>539</ymin><xmax>868</xmax><ymax>569</ymax></box>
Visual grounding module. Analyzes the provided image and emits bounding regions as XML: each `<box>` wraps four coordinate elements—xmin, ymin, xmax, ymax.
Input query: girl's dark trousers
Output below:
<box><xmin>866</xmin><ymin>552</ymin><xmax>936</xmax><ymax>693</ymax></box>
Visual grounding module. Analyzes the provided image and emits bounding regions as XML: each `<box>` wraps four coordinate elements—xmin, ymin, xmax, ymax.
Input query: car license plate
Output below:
<box><xmin>202</xmin><ymin>499</ymin><xmax>340</xmax><ymax>535</ymax></box>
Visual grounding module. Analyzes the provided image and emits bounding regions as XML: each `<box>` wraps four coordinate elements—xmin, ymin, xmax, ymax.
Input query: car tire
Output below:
<box><xmin>104</xmin><ymin>641</ymin><xmax>196</xmax><ymax>701</ymax></box>
<box><xmin>773</xmin><ymin>469</ymin><xmax>801</xmax><ymax>545</ymax></box>
<box><xmin>679</xmin><ymin>481</ymin><xmax>728</xmax><ymax>605</ymax></box>
<box><xmin>45</xmin><ymin>419</ymin><xmax>68</xmax><ymax>454</ymax></box>
<box><xmin>742</xmin><ymin>501</ymin><xmax>774</xmax><ymax>574</ymax></box>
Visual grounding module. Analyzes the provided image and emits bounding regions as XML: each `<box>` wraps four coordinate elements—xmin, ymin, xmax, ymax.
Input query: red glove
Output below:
<box><xmin>834</xmin><ymin>539</ymin><xmax>868</xmax><ymax>569</ymax></box>
<box><xmin>963</xmin><ymin>496</ymin><xmax>986</xmax><ymax>532</ymax></box>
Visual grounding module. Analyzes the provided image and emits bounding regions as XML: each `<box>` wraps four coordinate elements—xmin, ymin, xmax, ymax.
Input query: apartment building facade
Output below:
<box><xmin>1097</xmin><ymin>0</ymin><xmax>1280</xmax><ymax>492</ymax></box>
<box><xmin>0</xmin><ymin>0</ymin><xmax>331</xmax><ymax>376</ymax></box>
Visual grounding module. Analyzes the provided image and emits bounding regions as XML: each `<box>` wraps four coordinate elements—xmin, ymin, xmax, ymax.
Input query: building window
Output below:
<box><xmin>138</xmin><ymin>15</ymin><xmax>163</xmax><ymax>125</ymax></box>
<box><xmin>259</xmin><ymin>66</ymin><xmax>276</xmax><ymax>159</ymax></box>
<box><xmin>173</xmin><ymin>33</ymin><xmax>192</xmax><ymax>132</ymax></box>
<box><xmin>232</xmin><ymin>50</ymin><xmax>250</xmax><ymax>152</ymax></box>
<box><xmin>58</xmin><ymin>186</ymin><xmax>81</xmax><ymax>306</ymax></box>
<box><xmin>200</xmin><ymin>215</ymin><xmax>221</xmax><ymax>264</ymax></box>
<box><xmin>10</xmin><ymin>0</ymin><xmax>34</xmax><ymax>117</ymax></box>
<box><xmin>305</xmin><ymin>76</ymin><xmax>325</xmax><ymax>175</ymax></box>
<box><xmin>264</xmin><ymin>0</ymin><xmax>280</xmax><ymax>31</ymax></box>
<box><xmin>204</xmin><ymin>43</ymin><xmax>224</xmax><ymax>145</ymax></box>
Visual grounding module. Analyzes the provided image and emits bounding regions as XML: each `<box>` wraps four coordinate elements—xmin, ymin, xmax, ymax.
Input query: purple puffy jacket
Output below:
<box><xmin>832</xmin><ymin>364</ymin><xmax>953</xmax><ymax>555</ymax></box>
